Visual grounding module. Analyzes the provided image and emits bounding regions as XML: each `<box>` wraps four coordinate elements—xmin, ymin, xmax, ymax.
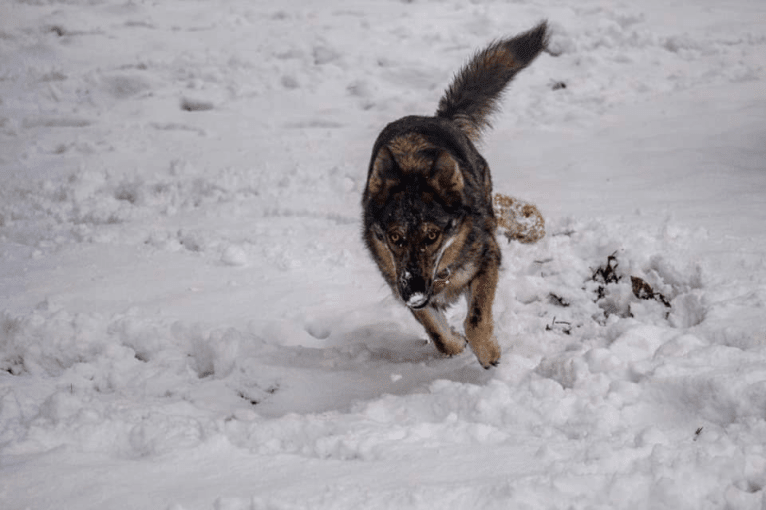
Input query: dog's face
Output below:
<box><xmin>363</xmin><ymin>133</ymin><xmax>471</xmax><ymax>309</ymax></box>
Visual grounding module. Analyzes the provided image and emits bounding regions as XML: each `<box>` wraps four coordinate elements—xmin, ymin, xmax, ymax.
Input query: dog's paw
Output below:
<box><xmin>481</xmin><ymin>357</ymin><xmax>501</xmax><ymax>370</ymax></box>
<box><xmin>424</xmin><ymin>325</ymin><xmax>467</xmax><ymax>357</ymax></box>
<box><xmin>433</xmin><ymin>329</ymin><xmax>467</xmax><ymax>357</ymax></box>
<box><xmin>471</xmin><ymin>336</ymin><xmax>501</xmax><ymax>369</ymax></box>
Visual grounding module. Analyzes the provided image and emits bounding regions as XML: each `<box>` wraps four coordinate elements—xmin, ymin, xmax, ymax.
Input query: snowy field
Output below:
<box><xmin>1</xmin><ymin>0</ymin><xmax>765</xmax><ymax>508</ymax></box>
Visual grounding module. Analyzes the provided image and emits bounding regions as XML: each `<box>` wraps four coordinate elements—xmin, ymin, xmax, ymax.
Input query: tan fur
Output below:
<box><xmin>429</xmin><ymin>220</ymin><xmax>475</xmax><ymax>306</ymax></box>
<box><xmin>366</xmin><ymin>150</ymin><xmax>390</xmax><ymax>197</ymax></box>
<box><xmin>431</xmin><ymin>152</ymin><xmax>464</xmax><ymax>195</ymax></box>
<box><xmin>387</xmin><ymin>133</ymin><xmax>435</xmax><ymax>171</ymax></box>
<box><xmin>411</xmin><ymin>307</ymin><xmax>466</xmax><ymax>356</ymax></box>
<box><xmin>450</xmin><ymin>116</ymin><xmax>480</xmax><ymax>144</ymax></box>
<box><xmin>368</xmin><ymin>235</ymin><xmax>397</xmax><ymax>286</ymax></box>
<box><xmin>463</xmin><ymin>252</ymin><xmax>501</xmax><ymax>366</ymax></box>
<box><xmin>421</xmin><ymin>218</ymin><xmax>503</xmax><ymax>368</ymax></box>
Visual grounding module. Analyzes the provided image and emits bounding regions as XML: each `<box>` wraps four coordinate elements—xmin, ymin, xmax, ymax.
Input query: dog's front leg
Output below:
<box><xmin>464</xmin><ymin>254</ymin><xmax>501</xmax><ymax>369</ymax></box>
<box><xmin>411</xmin><ymin>306</ymin><xmax>467</xmax><ymax>357</ymax></box>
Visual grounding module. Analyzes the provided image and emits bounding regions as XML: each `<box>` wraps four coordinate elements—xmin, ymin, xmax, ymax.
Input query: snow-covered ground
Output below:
<box><xmin>1</xmin><ymin>0</ymin><xmax>765</xmax><ymax>508</ymax></box>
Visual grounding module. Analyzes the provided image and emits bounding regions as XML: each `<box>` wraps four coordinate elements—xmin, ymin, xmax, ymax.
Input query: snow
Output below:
<box><xmin>1</xmin><ymin>0</ymin><xmax>765</xmax><ymax>508</ymax></box>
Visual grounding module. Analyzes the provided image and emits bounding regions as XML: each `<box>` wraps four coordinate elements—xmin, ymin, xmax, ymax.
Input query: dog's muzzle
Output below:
<box><xmin>400</xmin><ymin>266</ymin><xmax>453</xmax><ymax>309</ymax></box>
<box><xmin>400</xmin><ymin>272</ymin><xmax>430</xmax><ymax>309</ymax></box>
<box><xmin>405</xmin><ymin>292</ymin><xmax>429</xmax><ymax>309</ymax></box>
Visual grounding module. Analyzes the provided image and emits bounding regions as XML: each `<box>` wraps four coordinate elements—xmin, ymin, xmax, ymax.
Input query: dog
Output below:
<box><xmin>361</xmin><ymin>22</ymin><xmax>548</xmax><ymax>368</ymax></box>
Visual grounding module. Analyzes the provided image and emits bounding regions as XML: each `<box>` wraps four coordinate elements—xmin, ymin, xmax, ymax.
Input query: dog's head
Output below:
<box><xmin>362</xmin><ymin>131</ymin><xmax>471</xmax><ymax>309</ymax></box>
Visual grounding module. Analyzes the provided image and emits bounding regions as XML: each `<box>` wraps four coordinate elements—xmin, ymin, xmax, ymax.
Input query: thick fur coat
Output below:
<box><xmin>362</xmin><ymin>22</ymin><xmax>549</xmax><ymax>368</ymax></box>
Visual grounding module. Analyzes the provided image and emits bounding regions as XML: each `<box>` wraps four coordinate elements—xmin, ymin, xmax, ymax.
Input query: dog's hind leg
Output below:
<box><xmin>463</xmin><ymin>251</ymin><xmax>501</xmax><ymax>369</ymax></box>
<box><xmin>411</xmin><ymin>306</ymin><xmax>467</xmax><ymax>357</ymax></box>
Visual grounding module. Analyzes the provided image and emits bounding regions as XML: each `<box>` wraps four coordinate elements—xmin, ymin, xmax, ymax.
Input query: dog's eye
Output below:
<box><xmin>424</xmin><ymin>230</ymin><xmax>440</xmax><ymax>244</ymax></box>
<box><xmin>389</xmin><ymin>232</ymin><xmax>402</xmax><ymax>245</ymax></box>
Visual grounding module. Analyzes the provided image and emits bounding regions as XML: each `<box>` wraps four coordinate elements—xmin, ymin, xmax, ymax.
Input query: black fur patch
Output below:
<box><xmin>430</xmin><ymin>331</ymin><xmax>447</xmax><ymax>352</ymax></box>
<box><xmin>468</xmin><ymin>305</ymin><xmax>482</xmax><ymax>327</ymax></box>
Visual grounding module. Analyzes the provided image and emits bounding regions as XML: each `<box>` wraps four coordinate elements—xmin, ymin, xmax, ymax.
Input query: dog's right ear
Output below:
<box><xmin>429</xmin><ymin>151</ymin><xmax>464</xmax><ymax>198</ymax></box>
<box><xmin>366</xmin><ymin>147</ymin><xmax>397</xmax><ymax>198</ymax></box>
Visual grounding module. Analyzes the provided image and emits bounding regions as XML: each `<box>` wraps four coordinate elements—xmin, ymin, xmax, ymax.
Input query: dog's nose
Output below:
<box><xmin>400</xmin><ymin>273</ymin><xmax>429</xmax><ymax>309</ymax></box>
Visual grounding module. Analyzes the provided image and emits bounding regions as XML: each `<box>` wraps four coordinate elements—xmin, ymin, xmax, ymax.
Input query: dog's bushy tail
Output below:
<box><xmin>436</xmin><ymin>21</ymin><xmax>548</xmax><ymax>142</ymax></box>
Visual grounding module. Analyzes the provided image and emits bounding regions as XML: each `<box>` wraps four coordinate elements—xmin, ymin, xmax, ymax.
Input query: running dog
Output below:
<box><xmin>361</xmin><ymin>22</ymin><xmax>548</xmax><ymax>368</ymax></box>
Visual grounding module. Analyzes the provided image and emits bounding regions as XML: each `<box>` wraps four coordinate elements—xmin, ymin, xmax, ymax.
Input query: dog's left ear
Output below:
<box><xmin>365</xmin><ymin>147</ymin><xmax>397</xmax><ymax>201</ymax></box>
<box><xmin>429</xmin><ymin>151</ymin><xmax>464</xmax><ymax>196</ymax></box>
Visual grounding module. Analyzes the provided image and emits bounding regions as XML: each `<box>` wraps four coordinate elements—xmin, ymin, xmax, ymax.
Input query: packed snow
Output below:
<box><xmin>1</xmin><ymin>0</ymin><xmax>765</xmax><ymax>508</ymax></box>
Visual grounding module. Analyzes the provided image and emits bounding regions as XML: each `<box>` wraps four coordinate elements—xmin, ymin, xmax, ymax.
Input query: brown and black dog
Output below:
<box><xmin>362</xmin><ymin>22</ymin><xmax>548</xmax><ymax>368</ymax></box>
